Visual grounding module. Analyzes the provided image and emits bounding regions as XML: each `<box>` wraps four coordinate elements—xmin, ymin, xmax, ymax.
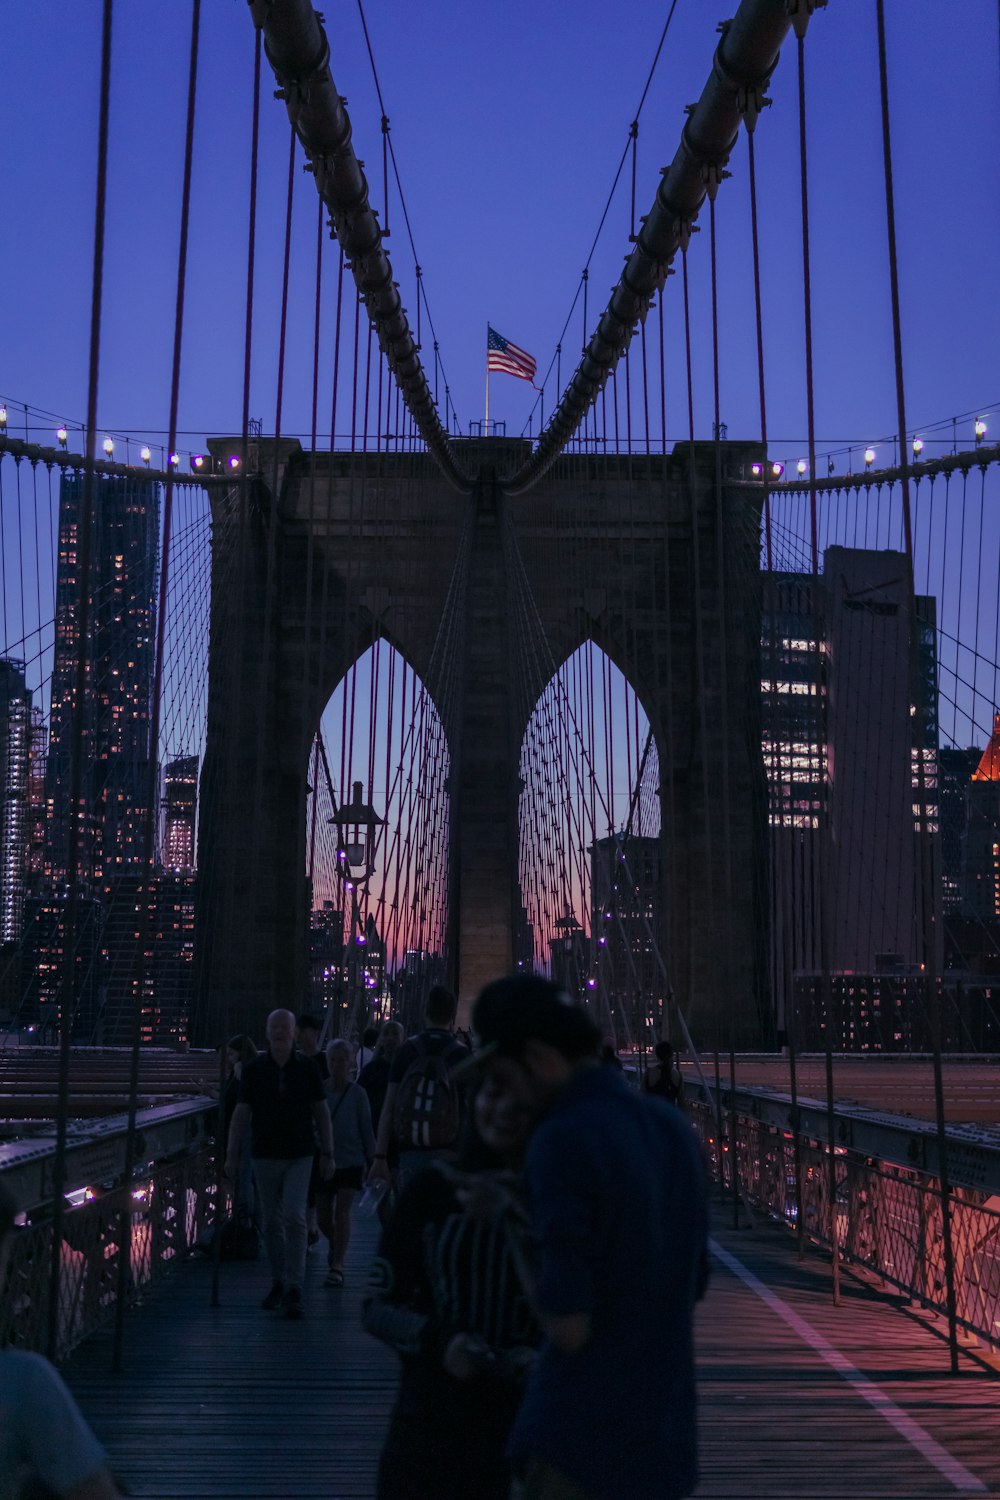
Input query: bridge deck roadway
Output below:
<box><xmin>58</xmin><ymin>1202</ymin><xmax>1000</xmax><ymax>1498</ymax></box>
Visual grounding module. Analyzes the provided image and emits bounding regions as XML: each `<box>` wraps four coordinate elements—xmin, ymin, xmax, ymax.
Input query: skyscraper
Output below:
<box><xmin>45</xmin><ymin>471</ymin><xmax>159</xmax><ymax>891</ymax></box>
<box><xmin>966</xmin><ymin>714</ymin><xmax>1000</xmax><ymax>925</ymax></box>
<box><xmin>589</xmin><ymin>831</ymin><xmax>664</xmax><ymax>1046</ymax></box>
<box><xmin>26</xmin><ymin>707</ymin><xmax>47</xmax><ymax>890</ymax></box>
<box><xmin>163</xmin><ymin>755</ymin><xmax>198</xmax><ymax>872</ymax></box>
<box><xmin>41</xmin><ymin>472</ymin><xmax>159</xmax><ymax>1038</ymax></box>
<box><xmin>0</xmin><ymin>660</ymin><xmax>32</xmax><ymax>946</ymax></box>
<box><xmin>763</xmin><ymin>546</ymin><xmax>940</xmax><ymax>1035</ymax></box>
<box><xmin>939</xmin><ymin>746</ymin><xmax>982</xmax><ymax>916</ymax></box>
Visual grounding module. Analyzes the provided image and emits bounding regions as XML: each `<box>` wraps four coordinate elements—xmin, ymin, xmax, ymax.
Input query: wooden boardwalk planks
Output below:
<box><xmin>699</xmin><ymin>1211</ymin><xmax>1000</xmax><ymax>1498</ymax></box>
<box><xmin>60</xmin><ymin>1206</ymin><xmax>1000</xmax><ymax>1498</ymax></box>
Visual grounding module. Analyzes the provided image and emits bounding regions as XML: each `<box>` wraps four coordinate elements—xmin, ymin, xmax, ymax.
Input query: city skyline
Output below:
<box><xmin>1</xmin><ymin>5</ymin><xmax>999</xmax><ymax>1046</ymax></box>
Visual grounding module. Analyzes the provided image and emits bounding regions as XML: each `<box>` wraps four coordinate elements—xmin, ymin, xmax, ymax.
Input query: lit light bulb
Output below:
<box><xmin>168</xmin><ymin>451</ymin><xmax>180</xmax><ymax>467</ymax></box>
<box><xmin>796</xmin><ymin>459</ymin><xmax>807</xmax><ymax>476</ymax></box>
<box><xmin>975</xmin><ymin>418</ymin><xmax>987</xmax><ymax>444</ymax></box>
<box><xmin>56</xmin><ymin>426</ymin><xmax>68</xmax><ymax>449</ymax></box>
<box><xmin>191</xmin><ymin>454</ymin><xmax>204</xmax><ymax>471</ymax></box>
<box><xmin>771</xmin><ymin>461</ymin><xmax>784</xmax><ymax>478</ymax></box>
<box><xmin>0</xmin><ymin>406</ymin><xmax>7</xmax><ymax>431</ymax></box>
<box><xmin>228</xmin><ymin>454</ymin><xmax>241</xmax><ymax>470</ymax></box>
<box><xmin>864</xmin><ymin>447</ymin><xmax>876</xmax><ymax>468</ymax></box>
<box><xmin>911</xmin><ymin>437</ymin><xmax>924</xmax><ymax>457</ymax></box>
<box><xmin>103</xmin><ymin>436</ymin><xmax>114</xmax><ymax>456</ymax></box>
<box><xmin>750</xmin><ymin>462</ymin><xmax>763</xmax><ymax>478</ymax></box>
<box><xmin>140</xmin><ymin>446</ymin><xmax>151</xmax><ymax>466</ymax></box>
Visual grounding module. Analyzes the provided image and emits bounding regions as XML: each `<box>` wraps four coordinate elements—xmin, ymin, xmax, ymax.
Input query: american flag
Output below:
<box><xmin>487</xmin><ymin>325</ymin><xmax>538</xmax><ymax>385</ymax></box>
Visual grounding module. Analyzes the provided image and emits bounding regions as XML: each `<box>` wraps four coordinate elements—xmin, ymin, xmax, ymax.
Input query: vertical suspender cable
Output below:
<box><xmin>113</xmin><ymin>0</ymin><xmax>201</xmax><ymax>1371</ymax></box>
<box><xmin>709</xmin><ymin>194</ymin><xmax>741</xmax><ymax>1230</ymax></box>
<box><xmin>299</xmin><ymin>195</ymin><xmax>325</xmax><ymax>977</ymax></box>
<box><xmin>747</xmin><ymin>114</ymin><xmax>804</xmax><ymax>1249</ymax></box>
<box><xmin>794</xmin><ymin>21</ymin><xmax>838</xmax><ymax>1306</ymax></box>
<box><xmin>210</xmin><ymin>21</ymin><xmax>262</xmax><ymax>1312</ymax></box>
<box><xmin>876</xmin><ymin>0</ymin><xmax>959</xmax><ymax>1373</ymax></box>
<box><xmin>747</xmin><ymin>133</ymin><xmax>772</xmax><ymax>571</ymax></box>
<box><xmin>47</xmin><ymin>0</ymin><xmax>114</xmax><ymax>1363</ymax></box>
<box><xmin>246</xmin><ymin>123</ymin><xmax>296</xmax><ymax>1037</ymax></box>
<box><xmin>241</xmin><ymin>30</ymin><xmax>262</xmax><ymax>448</ymax></box>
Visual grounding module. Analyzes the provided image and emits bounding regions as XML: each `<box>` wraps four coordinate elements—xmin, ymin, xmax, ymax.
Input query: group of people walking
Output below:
<box><xmin>220</xmin><ymin>977</ymin><xmax>707</xmax><ymax>1500</ymax></box>
<box><xmin>2</xmin><ymin>974</ymin><xmax>707</xmax><ymax>1500</ymax></box>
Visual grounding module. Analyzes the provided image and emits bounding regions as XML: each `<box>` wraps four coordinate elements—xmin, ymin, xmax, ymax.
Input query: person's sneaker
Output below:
<box><xmin>282</xmin><ymin>1286</ymin><xmax>304</xmax><ymax>1319</ymax></box>
<box><xmin>260</xmin><ymin>1282</ymin><xmax>284</xmax><ymax>1311</ymax></box>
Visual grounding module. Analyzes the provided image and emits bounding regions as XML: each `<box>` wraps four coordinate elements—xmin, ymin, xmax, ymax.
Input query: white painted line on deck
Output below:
<box><xmin>709</xmin><ymin>1237</ymin><xmax>988</xmax><ymax>1495</ymax></box>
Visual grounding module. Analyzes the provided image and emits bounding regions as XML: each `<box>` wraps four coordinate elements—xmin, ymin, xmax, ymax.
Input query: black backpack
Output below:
<box><xmin>392</xmin><ymin>1035</ymin><xmax>463</xmax><ymax>1150</ymax></box>
<box><xmin>220</xmin><ymin>1205</ymin><xmax>259</xmax><ymax>1261</ymax></box>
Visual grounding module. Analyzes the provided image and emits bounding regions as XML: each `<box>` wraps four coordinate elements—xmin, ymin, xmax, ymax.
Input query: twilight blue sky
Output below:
<box><xmin>2</xmin><ymin>1</ymin><xmax>998</xmax><ymax>464</ymax></box>
<box><xmin>2</xmin><ymin>2</ymin><xmax>1000</xmax><ymax>941</ymax></box>
<box><xmin>2</xmin><ymin>1</ymin><xmax>1000</xmax><ymax>770</ymax></box>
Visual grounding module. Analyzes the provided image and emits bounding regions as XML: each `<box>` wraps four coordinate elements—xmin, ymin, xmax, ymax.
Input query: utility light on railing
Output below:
<box><xmin>140</xmin><ymin>446</ymin><xmax>151</xmax><ymax>466</ymax></box>
<box><xmin>912</xmin><ymin>437</ymin><xmax>924</xmax><ymax>458</ymax></box>
<box><xmin>864</xmin><ymin>447</ymin><xmax>876</xmax><ymax>468</ymax></box>
<box><xmin>975</xmin><ymin>418</ymin><xmax>988</xmax><ymax>445</ymax></box>
<box><xmin>57</xmin><ymin>426</ymin><xmax>68</xmax><ymax>449</ymax></box>
<box><xmin>771</xmin><ymin>461</ymin><xmax>784</xmax><ymax>478</ymax></box>
<box><xmin>0</xmin><ymin>406</ymin><xmax>7</xmax><ymax>433</ymax></box>
<box><xmin>168</xmin><ymin>452</ymin><xmax>180</xmax><ymax>467</ymax></box>
<box><xmin>228</xmin><ymin>454</ymin><xmax>241</xmax><ymax>470</ymax></box>
<box><xmin>796</xmin><ymin>459</ymin><xmax>807</xmax><ymax>476</ymax></box>
<box><xmin>191</xmin><ymin>454</ymin><xmax>205</xmax><ymax>471</ymax></box>
<box><xmin>103</xmin><ymin>436</ymin><xmax>114</xmax><ymax>457</ymax></box>
<box><xmin>750</xmin><ymin>462</ymin><xmax>763</xmax><ymax>477</ymax></box>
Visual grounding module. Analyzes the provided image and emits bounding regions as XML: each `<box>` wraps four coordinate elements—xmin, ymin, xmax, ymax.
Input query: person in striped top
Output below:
<box><xmin>363</xmin><ymin>1074</ymin><xmax>539</xmax><ymax>1500</ymax></box>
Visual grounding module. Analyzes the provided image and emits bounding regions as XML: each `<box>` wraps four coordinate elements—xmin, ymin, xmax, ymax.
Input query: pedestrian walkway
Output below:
<box><xmin>59</xmin><ymin>1204</ymin><xmax>999</xmax><ymax>1498</ymax></box>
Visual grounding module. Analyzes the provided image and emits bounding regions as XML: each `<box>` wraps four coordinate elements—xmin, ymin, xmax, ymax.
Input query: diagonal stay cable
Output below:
<box><xmin>521</xmin><ymin>0</ymin><xmax>683</xmax><ymax>436</ymax></box>
<box><xmin>505</xmin><ymin>0</ymin><xmax>802</xmax><ymax>496</ymax></box>
<box><xmin>249</xmin><ymin>0</ymin><xmax>473</xmax><ymax>492</ymax></box>
<box><xmin>352</xmin><ymin>0</ymin><xmax>462</xmax><ymax>432</ymax></box>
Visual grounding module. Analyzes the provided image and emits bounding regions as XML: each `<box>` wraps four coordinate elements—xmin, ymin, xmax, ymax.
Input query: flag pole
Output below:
<box><xmin>485</xmin><ymin>324</ymin><xmax>490</xmax><ymax>436</ymax></box>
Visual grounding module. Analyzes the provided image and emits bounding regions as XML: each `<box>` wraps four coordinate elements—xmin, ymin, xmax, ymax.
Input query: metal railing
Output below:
<box><xmin>1</xmin><ymin>1103</ymin><xmax>221</xmax><ymax>1360</ymax></box>
<box><xmin>691</xmin><ymin>1096</ymin><xmax>1000</xmax><ymax>1353</ymax></box>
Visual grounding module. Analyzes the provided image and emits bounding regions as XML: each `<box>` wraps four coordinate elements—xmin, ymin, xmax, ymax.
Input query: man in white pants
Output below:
<box><xmin>226</xmin><ymin>1009</ymin><xmax>334</xmax><ymax>1318</ymax></box>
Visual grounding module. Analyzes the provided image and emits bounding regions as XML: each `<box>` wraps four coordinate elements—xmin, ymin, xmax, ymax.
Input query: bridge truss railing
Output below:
<box><xmin>0</xmin><ymin>1100</ymin><xmax>220</xmax><ymax>1361</ymax></box>
<box><xmin>689</xmin><ymin>1090</ymin><xmax>1000</xmax><ymax>1355</ymax></box>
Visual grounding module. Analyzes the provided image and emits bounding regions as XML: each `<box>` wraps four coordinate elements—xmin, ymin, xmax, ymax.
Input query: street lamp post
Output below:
<box><xmin>329</xmin><ymin>781</ymin><xmax>384</xmax><ymax>1041</ymax></box>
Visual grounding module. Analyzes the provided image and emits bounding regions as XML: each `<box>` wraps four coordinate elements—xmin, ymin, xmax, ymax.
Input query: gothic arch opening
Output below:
<box><xmin>517</xmin><ymin>641</ymin><xmax>666</xmax><ymax>1055</ymax></box>
<box><xmin>306</xmin><ymin>639</ymin><xmax>450</xmax><ymax>1039</ymax></box>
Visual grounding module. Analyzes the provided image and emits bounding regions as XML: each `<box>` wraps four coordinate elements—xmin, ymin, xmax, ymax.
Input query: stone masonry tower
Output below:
<box><xmin>192</xmin><ymin>438</ymin><xmax>768</xmax><ymax>1050</ymax></box>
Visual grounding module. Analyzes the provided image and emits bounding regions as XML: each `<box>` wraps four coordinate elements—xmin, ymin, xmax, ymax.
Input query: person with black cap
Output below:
<box><xmin>471</xmin><ymin>973</ymin><xmax>708</xmax><ymax>1500</ymax></box>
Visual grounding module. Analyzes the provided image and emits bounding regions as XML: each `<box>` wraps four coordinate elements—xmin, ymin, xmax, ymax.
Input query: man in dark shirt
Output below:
<box><xmin>225</xmin><ymin>1008</ymin><xmax>334</xmax><ymax>1318</ymax></box>
<box><xmin>368</xmin><ymin>987</ymin><xmax>469</xmax><ymax>1187</ymax></box>
<box><xmin>471</xmin><ymin>974</ymin><xmax>708</xmax><ymax>1500</ymax></box>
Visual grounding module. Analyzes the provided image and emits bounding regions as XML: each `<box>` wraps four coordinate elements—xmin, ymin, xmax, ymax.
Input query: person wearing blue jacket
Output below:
<box><xmin>471</xmin><ymin>974</ymin><xmax>709</xmax><ymax>1500</ymax></box>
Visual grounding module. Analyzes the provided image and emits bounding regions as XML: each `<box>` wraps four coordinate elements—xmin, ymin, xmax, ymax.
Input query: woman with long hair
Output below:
<box><xmin>363</xmin><ymin>1074</ymin><xmax>539</xmax><ymax>1500</ymax></box>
